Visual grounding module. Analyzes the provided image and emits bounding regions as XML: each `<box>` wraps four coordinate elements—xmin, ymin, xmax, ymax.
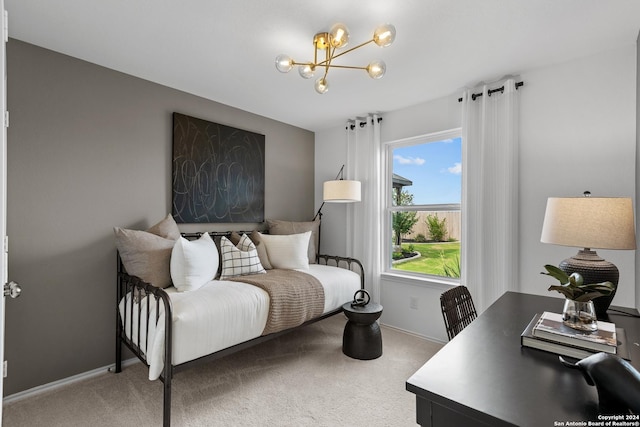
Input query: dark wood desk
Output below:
<box><xmin>406</xmin><ymin>292</ymin><xmax>640</xmax><ymax>427</ymax></box>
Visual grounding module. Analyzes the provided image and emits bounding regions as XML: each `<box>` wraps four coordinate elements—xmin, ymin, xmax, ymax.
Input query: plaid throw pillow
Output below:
<box><xmin>219</xmin><ymin>234</ymin><xmax>266</xmax><ymax>279</ymax></box>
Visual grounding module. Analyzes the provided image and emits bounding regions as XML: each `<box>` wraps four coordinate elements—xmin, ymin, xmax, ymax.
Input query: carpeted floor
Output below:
<box><xmin>2</xmin><ymin>315</ymin><xmax>442</xmax><ymax>427</ymax></box>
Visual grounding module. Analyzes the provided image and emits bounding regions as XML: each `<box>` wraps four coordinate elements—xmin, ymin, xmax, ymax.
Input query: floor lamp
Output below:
<box><xmin>313</xmin><ymin>165</ymin><xmax>361</xmax><ymax>253</ymax></box>
<box><xmin>540</xmin><ymin>192</ymin><xmax>636</xmax><ymax>316</ymax></box>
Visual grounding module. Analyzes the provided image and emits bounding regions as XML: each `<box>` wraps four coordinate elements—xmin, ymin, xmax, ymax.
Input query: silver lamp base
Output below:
<box><xmin>558</xmin><ymin>249</ymin><xmax>619</xmax><ymax>318</ymax></box>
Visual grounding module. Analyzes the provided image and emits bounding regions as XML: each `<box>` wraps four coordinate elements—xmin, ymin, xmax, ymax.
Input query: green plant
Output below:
<box><xmin>426</xmin><ymin>214</ymin><xmax>447</xmax><ymax>242</ymax></box>
<box><xmin>415</xmin><ymin>233</ymin><xmax>427</xmax><ymax>243</ymax></box>
<box><xmin>392</xmin><ymin>190</ymin><xmax>419</xmax><ymax>246</ymax></box>
<box><xmin>407</xmin><ymin>244</ymin><xmax>415</xmax><ymax>253</ymax></box>
<box><xmin>541</xmin><ymin>265</ymin><xmax>614</xmax><ymax>302</ymax></box>
<box><xmin>441</xmin><ymin>252</ymin><xmax>460</xmax><ymax>278</ymax></box>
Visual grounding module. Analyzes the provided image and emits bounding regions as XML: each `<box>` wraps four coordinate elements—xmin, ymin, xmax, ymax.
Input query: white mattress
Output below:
<box><xmin>119</xmin><ymin>264</ymin><xmax>360</xmax><ymax>380</ymax></box>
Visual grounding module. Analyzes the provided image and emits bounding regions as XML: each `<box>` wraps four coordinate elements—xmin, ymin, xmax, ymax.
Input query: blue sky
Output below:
<box><xmin>392</xmin><ymin>137</ymin><xmax>462</xmax><ymax>205</ymax></box>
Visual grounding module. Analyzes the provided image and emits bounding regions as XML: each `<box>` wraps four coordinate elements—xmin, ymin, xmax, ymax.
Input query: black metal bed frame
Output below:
<box><xmin>114</xmin><ymin>232</ymin><xmax>364</xmax><ymax>427</ymax></box>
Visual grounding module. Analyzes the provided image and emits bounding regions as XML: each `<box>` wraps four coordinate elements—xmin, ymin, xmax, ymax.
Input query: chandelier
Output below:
<box><xmin>275</xmin><ymin>23</ymin><xmax>396</xmax><ymax>94</ymax></box>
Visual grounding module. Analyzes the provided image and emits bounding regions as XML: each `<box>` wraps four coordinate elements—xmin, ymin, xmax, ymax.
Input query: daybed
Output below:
<box><xmin>113</xmin><ymin>216</ymin><xmax>364</xmax><ymax>427</ymax></box>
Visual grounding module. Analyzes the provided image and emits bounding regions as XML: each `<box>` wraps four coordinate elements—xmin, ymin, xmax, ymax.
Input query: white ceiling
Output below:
<box><xmin>5</xmin><ymin>0</ymin><xmax>640</xmax><ymax>132</ymax></box>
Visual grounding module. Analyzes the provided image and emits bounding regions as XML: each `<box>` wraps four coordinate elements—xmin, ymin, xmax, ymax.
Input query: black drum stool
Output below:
<box><xmin>342</xmin><ymin>290</ymin><xmax>383</xmax><ymax>360</ymax></box>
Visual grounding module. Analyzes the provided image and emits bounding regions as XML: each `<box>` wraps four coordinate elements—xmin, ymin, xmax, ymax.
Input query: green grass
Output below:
<box><xmin>393</xmin><ymin>242</ymin><xmax>461</xmax><ymax>277</ymax></box>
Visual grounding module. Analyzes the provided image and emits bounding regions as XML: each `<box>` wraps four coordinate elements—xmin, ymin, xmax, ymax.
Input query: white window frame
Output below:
<box><xmin>382</xmin><ymin>128</ymin><xmax>462</xmax><ymax>285</ymax></box>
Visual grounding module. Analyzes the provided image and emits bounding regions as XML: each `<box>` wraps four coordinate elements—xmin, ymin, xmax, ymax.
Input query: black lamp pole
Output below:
<box><xmin>313</xmin><ymin>164</ymin><xmax>345</xmax><ymax>221</ymax></box>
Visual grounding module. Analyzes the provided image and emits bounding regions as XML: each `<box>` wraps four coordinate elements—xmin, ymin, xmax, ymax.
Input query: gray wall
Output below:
<box><xmin>4</xmin><ymin>39</ymin><xmax>314</xmax><ymax>396</ymax></box>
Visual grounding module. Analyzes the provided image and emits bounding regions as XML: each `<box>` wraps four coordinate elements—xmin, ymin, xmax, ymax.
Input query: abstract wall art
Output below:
<box><xmin>172</xmin><ymin>112</ymin><xmax>265</xmax><ymax>223</ymax></box>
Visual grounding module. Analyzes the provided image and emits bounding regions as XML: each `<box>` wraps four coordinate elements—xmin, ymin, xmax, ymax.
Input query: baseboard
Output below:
<box><xmin>380</xmin><ymin>322</ymin><xmax>447</xmax><ymax>345</ymax></box>
<box><xmin>3</xmin><ymin>358</ymin><xmax>140</xmax><ymax>404</ymax></box>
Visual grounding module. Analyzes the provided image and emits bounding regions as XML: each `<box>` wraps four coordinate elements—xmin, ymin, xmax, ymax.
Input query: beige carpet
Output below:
<box><xmin>3</xmin><ymin>315</ymin><xmax>442</xmax><ymax>427</ymax></box>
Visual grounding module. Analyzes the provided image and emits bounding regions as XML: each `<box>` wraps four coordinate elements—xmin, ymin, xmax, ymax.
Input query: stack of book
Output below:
<box><xmin>521</xmin><ymin>311</ymin><xmax>627</xmax><ymax>359</ymax></box>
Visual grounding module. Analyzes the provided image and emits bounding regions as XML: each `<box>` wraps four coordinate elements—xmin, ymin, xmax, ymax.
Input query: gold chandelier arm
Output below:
<box><xmin>323</xmin><ymin>65</ymin><xmax>368</xmax><ymax>70</ymax></box>
<box><xmin>323</xmin><ymin>38</ymin><xmax>375</xmax><ymax>63</ymax></box>
<box><xmin>291</xmin><ymin>61</ymin><xmax>367</xmax><ymax>70</ymax></box>
<box><xmin>291</xmin><ymin>60</ymin><xmax>314</xmax><ymax>66</ymax></box>
<box><xmin>322</xmin><ymin>45</ymin><xmax>333</xmax><ymax>80</ymax></box>
<box><xmin>314</xmin><ymin>43</ymin><xmax>318</xmax><ymax>66</ymax></box>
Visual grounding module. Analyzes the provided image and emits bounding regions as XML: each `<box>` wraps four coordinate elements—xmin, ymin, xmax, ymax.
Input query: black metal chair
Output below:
<box><xmin>440</xmin><ymin>285</ymin><xmax>477</xmax><ymax>340</ymax></box>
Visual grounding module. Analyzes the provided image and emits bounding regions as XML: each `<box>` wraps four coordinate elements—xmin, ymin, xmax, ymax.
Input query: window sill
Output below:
<box><xmin>381</xmin><ymin>271</ymin><xmax>460</xmax><ymax>290</ymax></box>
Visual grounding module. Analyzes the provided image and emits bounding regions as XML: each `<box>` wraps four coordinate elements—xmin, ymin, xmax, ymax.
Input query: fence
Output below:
<box><xmin>403</xmin><ymin>210</ymin><xmax>461</xmax><ymax>242</ymax></box>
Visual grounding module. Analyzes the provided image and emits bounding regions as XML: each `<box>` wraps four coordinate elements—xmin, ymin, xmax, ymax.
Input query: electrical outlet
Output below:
<box><xmin>410</xmin><ymin>297</ymin><xmax>419</xmax><ymax>310</ymax></box>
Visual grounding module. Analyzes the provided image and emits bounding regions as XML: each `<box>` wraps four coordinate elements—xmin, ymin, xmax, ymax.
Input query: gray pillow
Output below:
<box><xmin>229</xmin><ymin>231</ymin><xmax>273</xmax><ymax>270</ymax></box>
<box><xmin>249</xmin><ymin>230</ymin><xmax>273</xmax><ymax>270</ymax></box>
<box><xmin>114</xmin><ymin>215</ymin><xmax>180</xmax><ymax>288</ymax></box>
<box><xmin>146</xmin><ymin>214</ymin><xmax>181</xmax><ymax>240</ymax></box>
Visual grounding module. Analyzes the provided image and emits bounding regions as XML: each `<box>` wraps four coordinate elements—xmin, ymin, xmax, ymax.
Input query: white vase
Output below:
<box><xmin>562</xmin><ymin>299</ymin><xmax>598</xmax><ymax>332</ymax></box>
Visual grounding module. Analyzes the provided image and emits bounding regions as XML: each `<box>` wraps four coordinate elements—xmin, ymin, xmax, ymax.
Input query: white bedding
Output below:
<box><xmin>119</xmin><ymin>264</ymin><xmax>360</xmax><ymax>380</ymax></box>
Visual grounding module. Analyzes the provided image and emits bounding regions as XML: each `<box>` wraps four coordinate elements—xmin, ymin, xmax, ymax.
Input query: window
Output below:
<box><xmin>384</xmin><ymin>129</ymin><xmax>462</xmax><ymax>280</ymax></box>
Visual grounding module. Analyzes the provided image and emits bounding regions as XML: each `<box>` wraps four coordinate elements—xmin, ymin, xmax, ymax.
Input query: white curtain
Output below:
<box><xmin>461</xmin><ymin>78</ymin><xmax>520</xmax><ymax>312</ymax></box>
<box><xmin>346</xmin><ymin>114</ymin><xmax>383</xmax><ymax>302</ymax></box>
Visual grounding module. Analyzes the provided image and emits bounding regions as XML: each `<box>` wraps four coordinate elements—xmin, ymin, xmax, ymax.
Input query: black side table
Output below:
<box><xmin>342</xmin><ymin>302</ymin><xmax>383</xmax><ymax>360</ymax></box>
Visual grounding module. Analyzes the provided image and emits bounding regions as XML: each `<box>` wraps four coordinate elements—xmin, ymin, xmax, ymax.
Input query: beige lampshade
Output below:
<box><xmin>540</xmin><ymin>197</ymin><xmax>636</xmax><ymax>250</ymax></box>
<box><xmin>323</xmin><ymin>180</ymin><xmax>361</xmax><ymax>203</ymax></box>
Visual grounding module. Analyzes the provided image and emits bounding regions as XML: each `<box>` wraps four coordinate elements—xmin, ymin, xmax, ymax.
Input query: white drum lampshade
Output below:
<box><xmin>323</xmin><ymin>179</ymin><xmax>361</xmax><ymax>203</ymax></box>
<box><xmin>313</xmin><ymin>173</ymin><xmax>361</xmax><ymax>254</ymax></box>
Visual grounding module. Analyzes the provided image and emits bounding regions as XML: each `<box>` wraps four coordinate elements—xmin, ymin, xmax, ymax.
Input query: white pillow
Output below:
<box><xmin>219</xmin><ymin>235</ymin><xmax>266</xmax><ymax>279</ymax></box>
<box><xmin>170</xmin><ymin>233</ymin><xmax>219</xmax><ymax>292</ymax></box>
<box><xmin>259</xmin><ymin>231</ymin><xmax>311</xmax><ymax>270</ymax></box>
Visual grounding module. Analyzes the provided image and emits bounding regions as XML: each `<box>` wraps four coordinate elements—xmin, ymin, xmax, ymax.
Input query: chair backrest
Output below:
<box><xmin>440</xmin><ymin>285</ymin><xmax>477</xmax><ymax>340</ymax></box>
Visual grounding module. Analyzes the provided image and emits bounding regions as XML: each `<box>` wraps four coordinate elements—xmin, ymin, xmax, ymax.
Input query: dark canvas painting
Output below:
<box><xmin>172</xmin><ymin>113</ymin><xmax>265</xmax><ymax>223</ymax></box>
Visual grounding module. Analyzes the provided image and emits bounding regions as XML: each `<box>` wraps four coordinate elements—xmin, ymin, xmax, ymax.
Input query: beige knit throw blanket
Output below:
<box><xmin>229</xmin><ymin>269</ymin><xmax>325</xmax><ymax>335</ymax></box>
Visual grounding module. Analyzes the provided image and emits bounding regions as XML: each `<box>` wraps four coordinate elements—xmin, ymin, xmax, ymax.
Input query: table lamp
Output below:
<box><xmin>540</xmin><ymin>192</ymin><xmax>636</xmax><ymax>316</ymax></box>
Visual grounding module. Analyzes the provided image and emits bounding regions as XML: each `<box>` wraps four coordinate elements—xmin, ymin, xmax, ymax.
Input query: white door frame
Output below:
<box><xmin>0</xmin><ymin>1</ymin><xmax>8</xmax><ymax>420</ymax></box>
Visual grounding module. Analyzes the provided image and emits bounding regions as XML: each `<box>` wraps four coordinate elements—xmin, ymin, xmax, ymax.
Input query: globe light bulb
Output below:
<box><xmin>367</xmin><ymin>60</ymin><xmax>386</xmax><ymax>79</ymax></box>
<box><xmin>373</xmin><ymin>24</ymin><xmax>396</xmax><ymax>47</ymax></box>
<box><xmin>314</xmin><ymin>77</ymin><xmax>329</xmax><ymax>94</ymax></box>
<box><xmin>329</xmin><ymin>23</ymin><xmax>350</xmax><ymax>48</ymax></box>
<box><xmin>275</xmin><ymin>54</ymin><xmax>293</xmax><ymax>73</ymax></box>
<box><xmin>298</xmin><ymin>64</ymin><xmax>315</xmax><ymax>79</ymax></box>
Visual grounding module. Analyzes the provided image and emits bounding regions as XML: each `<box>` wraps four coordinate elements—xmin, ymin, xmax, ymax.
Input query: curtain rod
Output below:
<box><xmin>457</xmin><ymin>81</ymin><xmax>524</xmax><ymax>102</ymax></box>
<box><xmin>346</xmin><ymin>116</ymin><xmax>383</xmax><ymax>130</ymax></box>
